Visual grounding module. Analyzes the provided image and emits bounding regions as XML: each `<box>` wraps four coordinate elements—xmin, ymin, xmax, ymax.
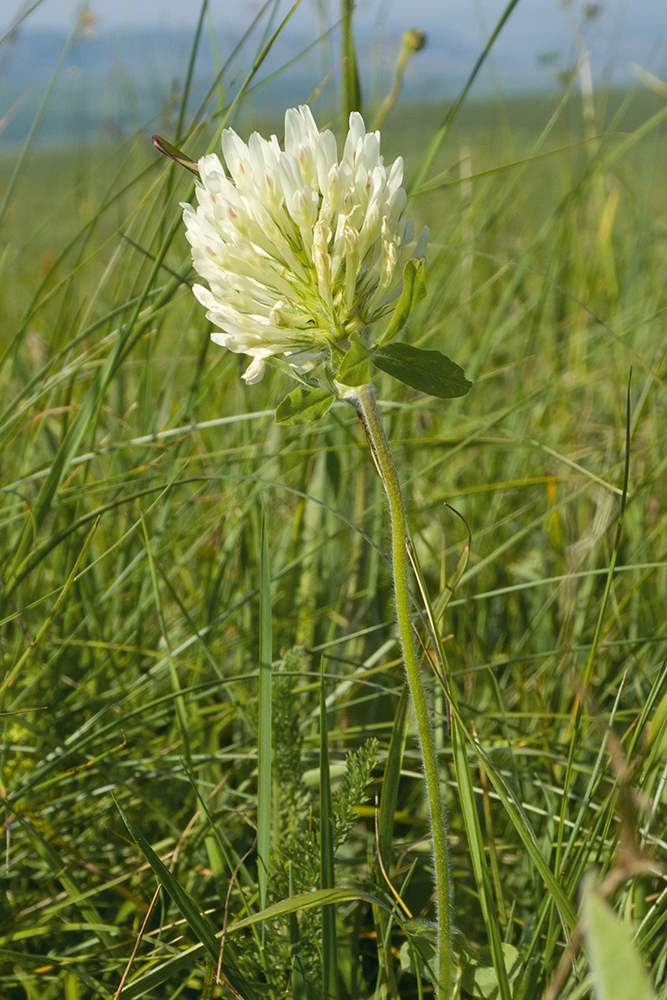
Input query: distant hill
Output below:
<box><xmin>0</xmin><ymin>25</ymin><xmax>474</xmax><ymax>146</ymax></box>
<box><xmin>0</xmin><ymin>15</ymin><xmax>664</xmax><ymax>147</ymax></box>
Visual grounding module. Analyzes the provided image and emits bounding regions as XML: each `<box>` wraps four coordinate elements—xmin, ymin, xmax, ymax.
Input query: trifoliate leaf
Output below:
<box><xmin>399</xmin><ymin>922</ymin><xmax>436</xmax><ymax>979</ymax></box>
<box><xmin>275</xmin><ymin>385</ymin><xmax>335</xmax><ymax>424</ymax></box>
<box><xmin>337</xmin><ymin>333</ymin><xmax>372</xmax><ymax>386</ymax></box>
<box><xmin>460</xmin><ymin>944</ymin><xmax>521</xmax><ymax>999</ymax></box>
<box><xmin>581</xmin><ymin>873</ymin><xmax>658</xmax><ymax>1000</ymax></box>
<box><xmin>373</xmin><ymin>342</ymin><xmax>472</xmax><ymax>399</ymax></box>
<box><xmin>374</xmin><ymin>257</ymin><xmax>427</xmax><ymax>348</ymax></box>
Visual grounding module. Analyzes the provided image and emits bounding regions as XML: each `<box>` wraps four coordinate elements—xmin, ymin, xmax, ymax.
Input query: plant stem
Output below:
<box><xmin>353</xmin><ymin>383</ymin><xmax>452</xmax><ymax>999</ymax></box>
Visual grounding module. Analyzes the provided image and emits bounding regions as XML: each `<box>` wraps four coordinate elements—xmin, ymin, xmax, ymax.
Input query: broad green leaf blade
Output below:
<box><xmin>319</xmin><ymin>662</ymin><xmax>338</xmax><ymax>999</ymax></box>
<box><xmin>257</xmin><ymin>502</ymin><xmax>272</xmax><ymax>915</ymax></box>
<box><xmin>375</xmin><ymin>257</ymin><xmax>427</xmax><ymax>348</ymax></box>
<box><xmin>118</xmin><ymin>805</ymin><xmax>220</xmax><ymax>962</ymax></box>
<box><xmin>460</xmin><ymin>944</ymin><xmax>520</xmax><ymax>999</ymax></box>
<box><xmin>337</xmin><ymin>333</ymin><xmax>371</xmax><ymax>386</ymax></box>
<box><xmin>581</xmin><ymin>875</ymin><xmax>658</xmax><ymax>1000</ymax></box>
<box><xmin>275</xmin><ymin>385</ymin><xmax>335</xmax><ymax>424</ymax></box>
<box><xmin>374</xmin><ymin>342</ymin><xmax>472</xmax><ymax>399</ymax></box>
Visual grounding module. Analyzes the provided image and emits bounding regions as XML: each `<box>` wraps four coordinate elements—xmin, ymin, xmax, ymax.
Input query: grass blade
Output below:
<box><xmin>117</xmin><ymin>888</ymin><xmax>388</xmax><ymax>999</ymax></box>
<box><xmin>0</xmin><ymin>21</ymin><xmax>77</xmax><ymax>231</ymax></box>
<box><xmin>451</xmin><ymin>717</ymin><xmax>512</xmax><ymax>1000</ymax></box>
<box><xmin>257</xmin><ymin>501</ymin><xmax>272</xmax><ymax>916</ymax></box>
<box><xmin>118</xmin><ymin>804</ymin><xmax>220</xmax><ymax>961</ymax></box>
<box><xmin>378</xmin><ymin>688</ymin><xmax>410</xmax><ymax>873</ymax></box>
<box><xmin>320</xmin><ymin>660</ymin><xmax>338</xmax><ymax>999</ymax></box>
<box><xmin>407</xmin><ymin>532</ymin><xmax>578</xmax><ymax>928</ymax></box>
<box><xmin>409</xmin><ymin>0</ymin><xmax>522</xmax><ymax>194</ymax></box>
<box><xmin>341</xmin><ymin>0</ymin><xmax>362</xmax><ymax>120</ymax></box>
<box><xmin>374</xmin><ymin>689</ymin><xmax>410</xmax><ymax>996</ymax></box>
<box><xmin>140</xmin><ymin>515</ymin><xmax>191</xmax><ymax>767</ymax></box>
<box><xmin>289</xmin><ymin>862</ymin><xmax>308</xmax><ymax>1000</ymax></box>
<box><xmin>12</xmin><ymin>810</ymin><xmax>114</xmax><ymax>949</ymax></box>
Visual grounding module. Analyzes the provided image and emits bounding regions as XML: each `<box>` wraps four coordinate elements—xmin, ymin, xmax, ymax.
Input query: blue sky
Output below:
<box><xmin>4</xmin><ymin>0</ymin><xmax>664</xmax><ymax>39</ymax></box>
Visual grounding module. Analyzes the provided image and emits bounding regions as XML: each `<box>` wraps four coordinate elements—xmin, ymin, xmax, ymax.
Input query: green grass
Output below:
<box><xmin>1</xmin><ymin>6</ymin><xmax>667</xmax><ymax>999</ymax></box>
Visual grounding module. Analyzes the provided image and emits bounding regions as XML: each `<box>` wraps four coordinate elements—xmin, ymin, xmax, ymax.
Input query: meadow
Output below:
<box><xmin>1</xmin><ymin>8</ymin><xmax>667</xmax><ymax>999</ymax></box>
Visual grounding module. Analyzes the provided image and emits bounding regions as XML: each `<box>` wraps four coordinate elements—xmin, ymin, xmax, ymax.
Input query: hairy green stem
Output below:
<box><xmin>353</xmin><ymin>383</ymin><xmax>452</xmax><ymax>999</ymax></box>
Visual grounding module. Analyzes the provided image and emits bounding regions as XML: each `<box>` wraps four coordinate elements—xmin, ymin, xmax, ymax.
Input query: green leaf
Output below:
<box><xmin>399</xmin><ymin>922</ymin><xmax>437</xmax><ymax>978</ymax></box>
<box><xmin>373</xmin><ymin>342</ymin><xmax>472</xmax><ymax>399</ymax></box>
<box><xmin>581</xmin><ymin>874</ymin><xmax>658</xmax><ymax>1000</ymax></box>
<box><xmin>460</xmin><ymin>944</ymin><xmax>521</xmax><ymax>999</ymax></box>
<box><xmin>275</xmin><ymin>385</ymin><xmax>335</xmax><ymax>424</ymax></box>
<box><xmin>337</xmin><ymin>333</ymin><xmax>371</xmax><ymax>386</ymax></box>
<box><xmin>374</xmin><ymin>257</ymin><xmax>427</xmax><ymax>348</ymax></box>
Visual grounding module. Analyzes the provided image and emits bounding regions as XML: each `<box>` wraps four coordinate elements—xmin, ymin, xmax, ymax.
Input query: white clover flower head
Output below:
<box><xmin>182</xmin><ymin>106</ymin><xmax>415</xmax><ymax>384</ymax></box>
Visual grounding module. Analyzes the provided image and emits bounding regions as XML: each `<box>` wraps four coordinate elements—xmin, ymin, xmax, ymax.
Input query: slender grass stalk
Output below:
<box><xmin>0</xmin><ymin>17</ymin><xmax>79</xmax><ymax>231</ymax></box>
<box><xmin>341</xmin><ymin>0</ymin><xmax>362</xmax><ymax>120</ymax></box>
<box><xmin>257</xmin><ymin>503</ymin><xmax>273</xmax><ymax>918</ymax></box>
<box><xmin>353</xmin><ymin>383</ymin><xmax>452</xmax><ymax>1000</ymax></box>
<box><xmin>372</xmin><ymin>29</ymin><xmax>426</xmax><ymax>131</ymax></box>
<box><xmin>319</xmin><ymin>659</ymin><xmax>338</xmax><ymax>1000</ymax></box>
<box><xmin>409</xmin><ymin>0</ymin><xmax>522</xmax><ymax>196</ymax></box>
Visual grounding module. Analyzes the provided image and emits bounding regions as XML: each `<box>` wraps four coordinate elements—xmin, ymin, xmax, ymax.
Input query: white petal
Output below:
<box><xmin>242</xmin><ymin>356</ymin><xmax>267</xmax><ymax>384</ymax></box>
<box><xmin>221</xmin><ymin>129</ymin><xmax>251</xmax><ymax>187</ymax></box>
<box><xmin>211</xmin><ymin>331</ymin><xmax>233</xmax><ymax>348</ymax></box>
<box><xmin>343</xmin><ymin>112</ymin><xmax>366</xmax><ymax>166</ymax></box>
<box><xmin>198</xmin><ymin>153</ymin><xmax>227</xmax><ymax>192</ymax></box>
<box><xmin>316</xmin><ymin>129</ymin><xmax>338</xmax><ymax>193</ymax></box>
